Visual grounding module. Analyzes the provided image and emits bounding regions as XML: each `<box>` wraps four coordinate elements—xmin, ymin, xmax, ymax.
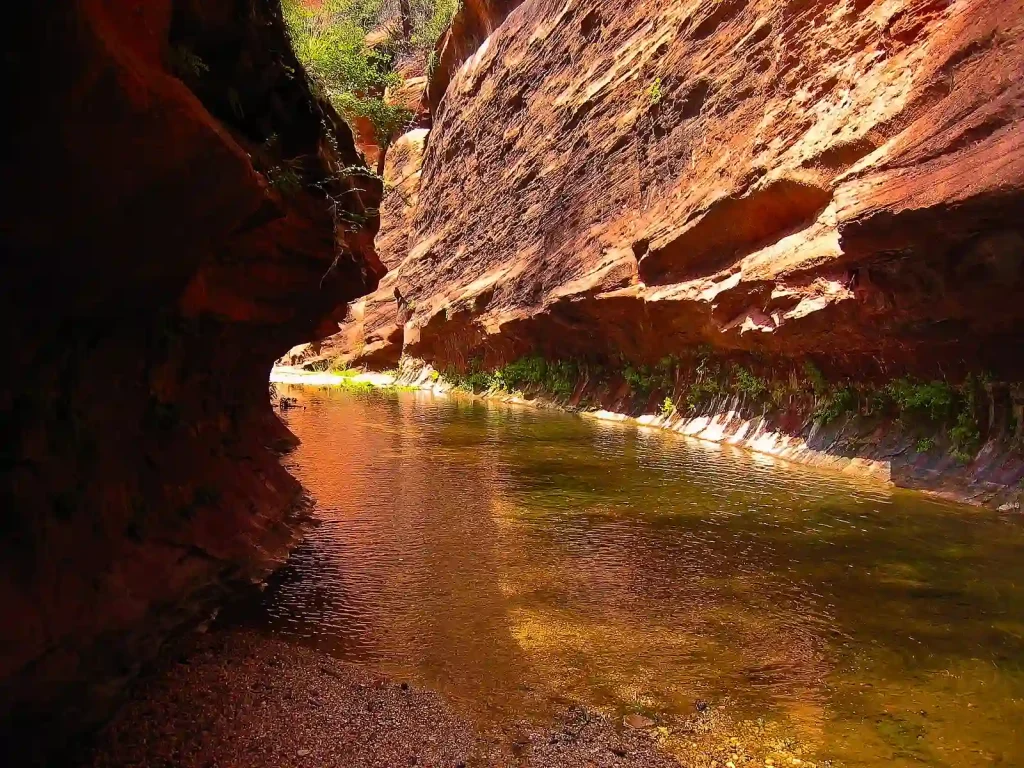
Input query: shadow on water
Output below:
<box><xmin>234</xmin><ymin>385</ymin><xmax>1024</xmax><ymax>767</ymax></box>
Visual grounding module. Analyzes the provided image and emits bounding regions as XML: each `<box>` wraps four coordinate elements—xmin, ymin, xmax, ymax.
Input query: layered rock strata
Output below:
<box><xmin>307</xmin><ymin>0</ymin><xmax>1024</xmax><ymax>499</ymax></box>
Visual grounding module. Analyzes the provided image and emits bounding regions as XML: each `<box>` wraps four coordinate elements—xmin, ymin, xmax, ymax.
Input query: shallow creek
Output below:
<box><xmin>244</xmin><ymin>384</ymin><xmax>1024</xmax><ymax>766</ymax></box>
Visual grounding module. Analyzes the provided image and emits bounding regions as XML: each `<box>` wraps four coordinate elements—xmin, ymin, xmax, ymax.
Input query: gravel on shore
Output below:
<box><xmin>88</xmin><ymin>629</ymin><xmax>684</xmax><ymax>768</ymax></box>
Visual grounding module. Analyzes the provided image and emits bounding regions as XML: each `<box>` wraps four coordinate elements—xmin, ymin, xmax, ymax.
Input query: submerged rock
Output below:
<box><xmin>623</xmin><ymin>713</ymin><xmax>656</xmax><ymax>729</ymax></box>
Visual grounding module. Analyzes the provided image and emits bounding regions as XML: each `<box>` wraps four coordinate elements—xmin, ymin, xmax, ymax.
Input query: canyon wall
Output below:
<box><xmin>0</xmin><ymin>0</ymin><xmax>382</xmax><ymax>761</ymax></box>
<box><xmin>314</xmin><ymin>0</ymin><xmax>1024</xmax><ymax>499</ymax></box>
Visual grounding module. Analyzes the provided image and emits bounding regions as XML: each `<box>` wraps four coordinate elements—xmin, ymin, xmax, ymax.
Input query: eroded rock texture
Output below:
<box><xmin>426</xmin><ymin>0</ymin><xmax>525</xmax><ymax>114</ymax></box>
<box><xmin>0</xmin><ymin>0</ymin><xmax>382</xmax><ymax>761</ymax></box>
<box><xmin>332</xmin><ymin>0</ymin><xmax>1024</xmax><ymax>379</ymax></box>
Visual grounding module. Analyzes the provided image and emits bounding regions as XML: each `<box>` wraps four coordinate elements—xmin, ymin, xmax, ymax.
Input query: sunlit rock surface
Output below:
<box><xmin>329</xmin><ymin>0</ymin><xmax>1023</xmax><ymax>375</ymax></box>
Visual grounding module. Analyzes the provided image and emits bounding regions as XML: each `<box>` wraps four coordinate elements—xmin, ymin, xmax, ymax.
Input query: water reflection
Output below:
<box><xmin>251</xmin><ymin>385</ymin><xmax>1024</xmax><ymax>767</ymax></box>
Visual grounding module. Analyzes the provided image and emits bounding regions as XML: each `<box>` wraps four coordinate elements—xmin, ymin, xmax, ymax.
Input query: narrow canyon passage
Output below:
<box><xmin>3</xmin><ymin>0</ymin><xmax>1023</xmax><ymax>765</ymax></box>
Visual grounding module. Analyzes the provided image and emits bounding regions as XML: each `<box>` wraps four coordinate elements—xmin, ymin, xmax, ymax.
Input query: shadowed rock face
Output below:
<box><xmin>0</xmin><ymin>0</ymin><xmax>382</xmax><ymax>761</ymax></box>
<box><xmin>330</xmin><ymin>0</ymin><xmax>1024</xmax><ymax>379</ymax></box>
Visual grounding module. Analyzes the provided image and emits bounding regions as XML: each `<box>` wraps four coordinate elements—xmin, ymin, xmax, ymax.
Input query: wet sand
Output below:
<box><xmin>88</xmin><ymin>629</ymin><xmax>683</xmax><ymax>768</ymax></box>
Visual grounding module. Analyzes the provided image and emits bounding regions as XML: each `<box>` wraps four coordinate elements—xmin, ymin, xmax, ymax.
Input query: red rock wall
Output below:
<box><xmin>336</xmin><ymin>0</ymin><xmax>1024</xmax><ymax>380</ymax></box>
<box><xmin>426</xmin><ymin>0</ymin><xmax>525</xmax><ymax>115</ymax></box>
<box><xmin>0</xmin><ymin>0</ymin><xmax>382</xmax><ymax>761</ymax></box>
<box><xmin>301</xmin><ymin>0</ymin><xmax>1024</xmax><ymax>503</ymax></box>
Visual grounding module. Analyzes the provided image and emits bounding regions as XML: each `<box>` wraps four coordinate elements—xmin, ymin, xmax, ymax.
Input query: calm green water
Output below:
<box><xmin>257</xmin><ymin>384</ymin><xmax>1024</xmax><ymax>766</ymax></box>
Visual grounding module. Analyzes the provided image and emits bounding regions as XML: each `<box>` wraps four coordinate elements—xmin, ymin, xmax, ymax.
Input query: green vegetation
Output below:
<box><xmin>801</xmin><ymin>368</ymin><xmax>986</xmax><ymax>463</ymax></box>
<box><xmin>413</xmin><ymin>0</ymin><xmax>460</xmax><ymax>51</ymax></box>
<box><xmin>883</xmin><ymin>378</ymin><xmax>957</xmax><ymax>423</ymax></box>
<box><xmin>813</xmin><ymin>386</ymin><xmax>856</xmax><ymax>425</ymax></box>
<box><xmin>266</xmin><ymin>163</ymin><xmax>303</xmax><ymax>195</ymax></box>
<box><xmin>684</xmin><ymin>354</ymin><xmax>724</xmax><ymax>412</ymax></box>
<box><xmin>687</xmin><ymin>380</ymin><xmax>724</xmax><ymax>411</ymax></box>
<box><xmin>425</xmin><ymin>49</ymin><xmax>440</xmax><ymax>81</ymax></box>
<box><xmin>328</xmin><ymin>348</ymin><xmax>996</xmax><ymax>466</ymax></box>
<box><xmin>445</xmin><ymin>356</ymin><xmax>579</xmax><ymax>399</ymax></box>
<box><xmin>282</xmin><ymin>0</ymin><xmax>457</xmax><ymax>148</ymax></box>
<box><xmin>948</xmin><ymin>377</ymin><xmax>983</xmax><ymax>462</ymax></box>
<box><xmin>733</xmin><ymin>366</ymin><xmax>768</xmax><ymax>401</ymax></box>
<box><xmin>803</xmin><ymin>360</ymin><xmax>829</xmax><ymax>397</ymax></box>
<box><xmin>645</xmin><ymin>77</ymin><xmax>664</xmax><ymax>106</ymax></box>
<box><xmin>623</xmin><ymin>356</ymin><xmax>678</xmax><ymax>398</ymax></box>
<box><xmin>328</xmin><ymin>362</ymin><xmax>361</xmax><ymax>376</ymax></box>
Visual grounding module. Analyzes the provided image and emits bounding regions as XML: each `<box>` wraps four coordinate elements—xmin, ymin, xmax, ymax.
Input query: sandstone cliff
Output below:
<box><xmin>0</xmin><ymin>0</ymin><xmax>382</xmax><ymax>761</ymax></box>
<box><xmin>339</xmin><ymin>0</ymin><xmax>1024</xmax><ymax>372</ymax></box>
<box><xmin>310</xmin><ymin>0</ymin><xmax>1024</xmax><ymax>500</ymax></box>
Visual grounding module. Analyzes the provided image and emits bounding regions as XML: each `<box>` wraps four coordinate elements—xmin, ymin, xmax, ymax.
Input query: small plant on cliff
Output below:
<box><xmin>916</xmin><ymin>436</ymin><xmax>936</xmax><ymax>453</ymax></box>
<box><xmin>733</xmin><ymin>366</ymin><xmax>768</xmax><ymax>401</ymax></box>
<box><xmin>948</xmin><ymin>375</ymin><xmax>984</xmax><ymax>463</ymax></box>
<box><xmin>334</xmin><ymin>92</ymin><xmax>415</xmax><ymax>145</ymax></box>
<box><xmin>168</xmin><ymin>44</ymin><xmax>208</xmax><ymax>79</ymax></box>
<box><xmin>645</xmin><ymin>77</ymin><xmax>665</xmax><ymax>106</ymax></box>
<box><xmin>544</xmin><ymin>360</ymin><xmax>579</xmax><ymax>398</ymax></box>
<box><xmin>814</xmin><ymin>386</ymin><xmax>857</xmax><ymax>425</ymax></box>
<box><xmin>499</xmin><ymin>357</ymin><xmax>547</xmax><ymax>390</ymax></box>
<box><xmin>425</xmin><ymin>49</ymin><xmax>440</xmax><ymax>81</ymax></box>
<box><xmin>803</xmin><ymin>360</ymin><xmax>829</xmax><ymax>397</ymax></box>
<box><xmin>623</xmin><ymin>365</ymin><xmax>653</xmax><ymax>397</ymax></box>
<box><xmin>685</xmin><ymin>359</ymin><xmax>725</xmax><ymax>412</ymax></box>
<box><xmin>659</xmin><ymin>397</ymin><xmax>677</xmax><ymax>417</ymax></box>
<box><xmin>329</xmin><ymin>360</ymin><xmax>361</xmax><ymax>377</ymax></box>
<box><xmin>266</xmin><ymin>164</ymin><xmax>303</xmax><ymax>195</ymax></box>
<box><xmin>883</xmin><ymin>378</ymin><xmax>957</xmax><ymax>423</ymax></box>
<box><xmin>413</xmin><ymin>0</ymin><xmax>460</xmax><ymax>50</ymax></box>
<box><xmin>623</xmin><ymin>359</ymin><xmax>675</xmax><ymax>398</ymax></box>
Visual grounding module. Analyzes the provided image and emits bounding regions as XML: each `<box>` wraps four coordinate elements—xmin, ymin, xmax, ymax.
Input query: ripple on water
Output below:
<box><xmin>243</xmin><ymin>386</ymin><xmax>1024</xmax><ymax>767</ymax></box>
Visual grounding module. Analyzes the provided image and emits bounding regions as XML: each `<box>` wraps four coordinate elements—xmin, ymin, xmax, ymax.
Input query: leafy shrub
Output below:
<box><xmin>266</xmin><ymin>163</ymin><xmax>303</xmax><ymax>195</ymax></box>
<box><xmin>645</xmin><ymin>77</ymin><xmax>664</xmax><ymax>105</ymax></box>
<box><xmin>543</xmin><ymin>360</ymin><xmax>579</xmax><ymax>398</ymax></box>
<box><xmin>686</xmin><ymin>377</ymin><xmax>724</xmax><ymax>411</ymax></box>
<box><xmin>814</xmin><ymin>386</ymin><xmax>856</xmax><ymax>425</ymax></box>
<box><xmin>733</xmin><ymin>366</ymin><xmax>767</xmax><ymax>400</ymax></box>
<box><xmin>803</xmin><ymin>360</ymin><xmax>829</xmax><ymax>396</ymax></box>
<box><xmin>659</xmin><ymin>397</ymin><xmax>676</xmax><ymax>417</ymax></box>
<box><xmin>623</xmin><ymin>358</ymin><xmax>676</xmax><ymax>397</ymax></box>
<box><xmin>332</xmin><ymin>92</ymin><xmax>414</xmax><ymax>144</ymax></box>
<box><xmin>499</xmin><ymin>356</ymin><xmax>547</xmax><ymax>390</ymax></box>
<box><xmin>770</xmin><ymin>382</ymin><xmax>791</xmax><ymax>406</ymax></box>
<box><xmin>425</xmin><ymin>49</ymin><xmax>440</xmax><ymax>81</ymax></box>
<box><xmin>883</xmin><ymin>379</ymin><xmax>956</xmax><ymax>423</ymax></box>
<box><xmin>283</xmin><ymin>0</ymin><xmax>421</xmax><ymax>147</ymax></box>
<box><xmin>442</xmin><ymin>356</ymin><xmax>579</xmax><ymax>398</ymax></box>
